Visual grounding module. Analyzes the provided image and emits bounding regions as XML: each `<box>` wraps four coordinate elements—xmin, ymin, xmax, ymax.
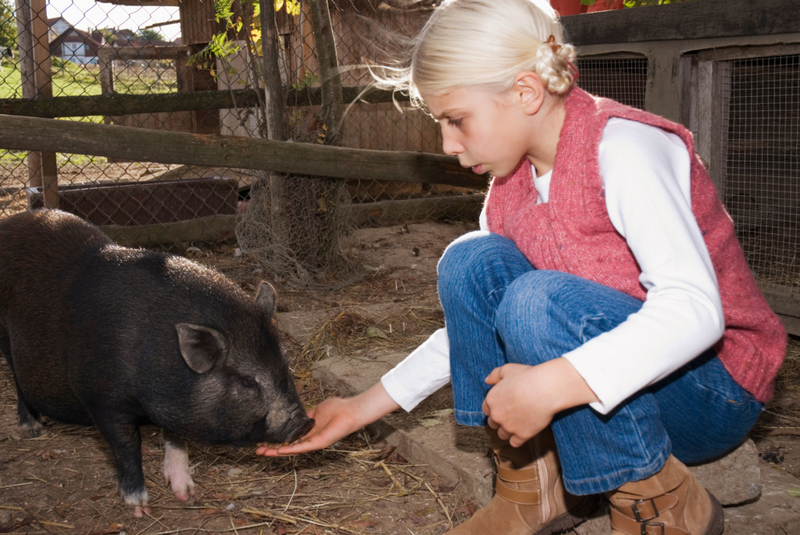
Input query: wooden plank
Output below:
<box><xmin>776</xmin><ymin>314</ymin><xmax>800</xmax><ymax>337</ymax></box>
<box><xmin>759</xmin><ymin>281</ymin><xmax>800</xmax><ymax>318</ymax></box>
<box><xmin>0</xmin><ymin>87</ymin><xmax>408</xmax><ymax>118</ymax></box>
<box><xmin>100</xmin><ymin>214</ymin><xmax>239</xmax><ymax>247</ymax></box>
<box><xmin>562</xmin><ymin>0</ymin><xmax>800</xmax><ymax>46</ymax></box>
<box><xmin>0</xmin><ymin>114</ymin><xmax>487</xmax><ymax>189</ymax></box>
<box><xmin>15</xmin><ymin>0</ymin><xmax>58</xmax><ymax>206</ymax></box>
<box><xmin>758</xmin><ymin>281</ymin><xmax>800</xmax><ymax>336</ymax></box>
<box><xmin>347</xmin><ymin>194</ymin><xmax>484</xmax><ymax>227</ymax></box>
<box><xmin>96</xmin><ymin>0</ymin><xmax>180</xmax><ymax>6</ymax></box>
<box><xmin>697</xmin><ymin>43</ymin><xmax>800</xmax><ymax>62</ymax></box>
<box><xmin>97</xmin><ymin>45</ymin><xmax>187</xmax><ymax>62</ymax></box>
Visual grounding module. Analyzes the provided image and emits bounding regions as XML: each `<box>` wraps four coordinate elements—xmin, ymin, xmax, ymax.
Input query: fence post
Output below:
<box><xmin>259</xmin><ymin>0</ymin><xmax>289</xmax><ymax>241</ymax></box>
<box><xmin>14</xmin><ymin>0</ymin><xmax>58</xmax><ymax>208</ymax></box>
<box><xmin>307</xmin><ymin>0</ymin><xmax>344</xmax><ymax>146</ymax></box>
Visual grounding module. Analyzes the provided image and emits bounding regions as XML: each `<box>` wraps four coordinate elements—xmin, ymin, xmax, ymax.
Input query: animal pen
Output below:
<box><xmin>0</xmin><ymin>0</ymin><xmax>798</xmax><ymax>333</ymax></box>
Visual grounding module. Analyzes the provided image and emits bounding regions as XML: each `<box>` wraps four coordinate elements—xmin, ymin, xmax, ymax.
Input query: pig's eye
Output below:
<box><xmin>240</xmin><ymin>377</ymin><xmax>259</xmax><ymax>390</ymax></box>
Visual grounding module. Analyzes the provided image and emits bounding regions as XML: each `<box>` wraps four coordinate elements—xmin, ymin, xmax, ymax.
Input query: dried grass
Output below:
<box><xmin>297</xmin><ymin>307</ymin><xmax>444</xmax><ymax>366</ymax></box>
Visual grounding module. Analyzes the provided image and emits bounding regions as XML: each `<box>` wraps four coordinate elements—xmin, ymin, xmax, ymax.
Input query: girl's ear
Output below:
<box><xmin>513</xmin><ymin>72</ymin><xmax>546</xmax><ymax>115</ymax></box>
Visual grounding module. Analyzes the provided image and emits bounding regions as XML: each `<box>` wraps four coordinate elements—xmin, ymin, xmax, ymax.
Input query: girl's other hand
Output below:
<box><xmin>482</xmin><ymin>358</ymin><xmax>598</xmax><ymax>447</ymax></box>
<box><xmin>255</xmin><ymin>382</ymin><xmax>401</xmax><ymax>456</ymax></box>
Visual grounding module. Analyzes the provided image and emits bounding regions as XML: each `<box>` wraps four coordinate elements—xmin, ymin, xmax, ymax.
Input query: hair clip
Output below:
<box><xmin>546</xmin><ymin>35</ymin><xmax>561</xmax><ymax>54</ymax></box>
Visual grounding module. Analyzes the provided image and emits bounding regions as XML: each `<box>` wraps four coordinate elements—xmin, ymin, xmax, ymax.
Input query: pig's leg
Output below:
<box><xmin>15</xmin><ymin>385</ymin><xmax>43</xmax><ymax>438</ymax></box>
<box><xmin>93</xmin><ymin>413</ymin><xmax>150</xmax><ymax>517</ymax></box>
<box><xmin>162</xmin><ymin>429</ymin><xmax>195</xmax><ymax>501</ymax></box>
<box><xmin>0</xmin><ymin>333</ymin><xmax>44</xmax><ymax>438</ymax></box>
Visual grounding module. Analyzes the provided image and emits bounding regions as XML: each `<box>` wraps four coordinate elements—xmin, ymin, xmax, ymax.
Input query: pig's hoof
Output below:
<box><xmin>164</xmin><ymin>461</ymin><xmax>196</xmax><ymax>501</ymax></box>
<box><xmin>20</xmin><ymin>419</ymin><xmax>43</xmax><ymax>438</ymax></box>
<box><xmin>164</xmin><ymin>441</ymin><xmax>195</xmax><ymax>501</ymax></box>
<box><xmin>132</xmin><ymin>504</ymin><xmax>152</xmax><ymax>518</ymax></box>
<box><xmin>123</xmin><ymin>489</ymin><xmax>150</xmax><ymax>517</ymax></box>
<box><xmin>166</xmin><ymin>472</ymin><xmax>196</xmax><ymax>501</ymax></box>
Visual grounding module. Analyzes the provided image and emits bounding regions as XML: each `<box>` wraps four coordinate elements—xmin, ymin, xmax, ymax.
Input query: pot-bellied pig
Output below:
<box><xmin>0</xmin><ymin>209</ymin><xmax>314</xmax><ymax>516</ymax></box>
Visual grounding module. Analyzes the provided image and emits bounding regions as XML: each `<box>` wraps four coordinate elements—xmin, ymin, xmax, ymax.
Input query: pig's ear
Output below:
<box><xmin>175</xmin><ymin>323</ymin><xmax>229</xmax><ymax>374</ymax></box>
<box><xmin>255</xmin><ymin>281</ymin><xmax>276</xmax><ymax>316</ymax></box>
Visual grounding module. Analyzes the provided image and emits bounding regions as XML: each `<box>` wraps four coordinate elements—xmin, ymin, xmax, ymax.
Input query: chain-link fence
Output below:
<box><xmin>1</xmin><ymin>0</ymin><xmax>482</xmax><ymax>287</ymax></box>
<box><xmin>1</xmin><ymin>1</ymin><xmax>798</xmax><ymax>300</ymax></box>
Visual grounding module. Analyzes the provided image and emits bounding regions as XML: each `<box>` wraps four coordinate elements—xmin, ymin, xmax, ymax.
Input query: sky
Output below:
<box><xmin>46</xmin><ymin>0</ymin><xmax>182</xmax><ymax>41</ymax></box>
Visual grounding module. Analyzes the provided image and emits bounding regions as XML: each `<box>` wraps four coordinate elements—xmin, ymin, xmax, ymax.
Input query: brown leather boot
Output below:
<box><xmin>607</xmin><ymin>455</ymin><xmax>724</xmax><ymax>535</ymax></box>
<box><xmin>446</xmin><ymin>426</ymin><xmax>596</xmax><ymax>534</ymax></box>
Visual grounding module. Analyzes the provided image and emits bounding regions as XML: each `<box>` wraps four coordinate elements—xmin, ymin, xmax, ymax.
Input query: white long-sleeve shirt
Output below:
<box><xmin>380</xmin><ymin>118</ymin><xmax>724</xmax><ymax>415</ymax></box>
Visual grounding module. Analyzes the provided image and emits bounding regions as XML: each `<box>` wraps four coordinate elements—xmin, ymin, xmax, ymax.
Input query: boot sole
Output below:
<box><xmin>704</xmin><ymin>492</ymin><xmax>725</xmax><ymax>535</ymax></box>
<box><xmin>533</xmin><ymin>495</ymin><xmax>600</xmax><ymax>535</ymax></box>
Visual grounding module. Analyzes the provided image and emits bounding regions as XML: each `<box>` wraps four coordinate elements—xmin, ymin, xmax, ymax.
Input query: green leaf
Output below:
<box><xmin>788</xmin><ymin>486</ymin><xmax>800</xmax><ymax>497</ymax></box>
<box><xmin>215</xmin><ymin>0</ymin><xmax>235</xmax><ymax>22</ymax></box>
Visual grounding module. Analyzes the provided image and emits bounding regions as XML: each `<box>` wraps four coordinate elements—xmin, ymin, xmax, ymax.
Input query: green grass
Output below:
<box><xmin>1</xmin><ymin>56</ymin><xmax>178</xmax><ymax>99</ymax></box>
<box><xmin>0</xmin><ymin>57</ymin><xmax>24</xmax><ymax>98</ymax></box>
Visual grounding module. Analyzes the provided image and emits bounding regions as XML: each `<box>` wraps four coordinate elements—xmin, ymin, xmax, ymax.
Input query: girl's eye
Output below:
<box><xmin>447</xmin><ymin>117</ymin><xmax>463</xmax><ymax>127</ymax></box>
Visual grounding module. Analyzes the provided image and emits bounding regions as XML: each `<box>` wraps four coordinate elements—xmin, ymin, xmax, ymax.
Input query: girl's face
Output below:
<box><xmin>424</xmin><ymin>86</ymin><xmax>535</xmax><ymax>178</ymax></box>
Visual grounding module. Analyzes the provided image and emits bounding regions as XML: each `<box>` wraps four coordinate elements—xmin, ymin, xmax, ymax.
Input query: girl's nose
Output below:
<box><xmin>441</xmin><ymin>130</ymin><xmax>462</xmax><ymax>157</ymax></box>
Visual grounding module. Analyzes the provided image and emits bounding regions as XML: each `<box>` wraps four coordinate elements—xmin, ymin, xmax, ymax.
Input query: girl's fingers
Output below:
<box><xmin>485</xmin><ymin>367</ymin><xmax>502</xmax><ymax>385</ymax></box>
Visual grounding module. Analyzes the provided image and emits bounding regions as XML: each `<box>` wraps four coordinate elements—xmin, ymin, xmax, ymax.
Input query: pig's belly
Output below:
<box><xmin>10</xmin><ymin>350</ymin><xmax>95</xmax><ymax>426</ymax></box>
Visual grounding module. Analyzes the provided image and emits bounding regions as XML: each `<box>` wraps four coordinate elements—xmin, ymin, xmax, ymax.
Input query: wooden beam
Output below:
<box><xmin>14</xmin><ymin>0</ymin><xmax>58</xmax><ymax>207</ymax></box>
<box><xmin>0</xmin><ymin>87</ymin><xmax>408</xmax><ymax>118</ymax></box>
<box><xmin>562</xmin><ymin>0</ymin><xmax>800</xmax><ymax>46</ymax></box>
<box><xmin>0</xmin><ymin>114</ymin><xmax>488</xmax><ymax>189</ymax></box>
<box><xmin>349</xmin><ymin>194</ymin><xmax>485</xmax><ymax>227</ymax></box>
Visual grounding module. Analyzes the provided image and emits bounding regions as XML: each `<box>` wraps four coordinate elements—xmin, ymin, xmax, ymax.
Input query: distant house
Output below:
<box><xmin>49</xmin><ymin>27</ymin><xmax>105</xmax><ymax>65</ymax></box>
<box><xmin>104</xmin><ymin>28</ymin><xmax>175</xmax><ymax>49</ymax></box>
<box><xmin>46</xmin><ymin>16</ymin><xmax>72</xmax><ymax>42</ymax></box>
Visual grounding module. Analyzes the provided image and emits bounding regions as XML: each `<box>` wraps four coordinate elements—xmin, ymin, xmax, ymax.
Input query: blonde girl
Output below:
<box><xmin>258</xmin><ymin>1</ymin><xmax>786</xmax><ymax>533</ymax></box>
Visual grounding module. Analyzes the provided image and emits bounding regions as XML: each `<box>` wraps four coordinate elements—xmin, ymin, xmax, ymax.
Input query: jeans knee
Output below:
<box><xmin>495</xmin><ymin>271</ymin><xmax>578</xmax><ymax>362</ymax></box>
<box><xmin>499</xmin><ymin>271</ymin><xmax>565</xmax><ymax>316</ymax></box>
<box><xmin>437</xmin><ymin>232</ymin><xmax>521</xmax><ymax>297</ymax></box>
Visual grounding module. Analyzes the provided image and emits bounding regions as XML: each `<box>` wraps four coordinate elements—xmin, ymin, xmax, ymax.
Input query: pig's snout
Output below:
<box><xmin>284</xmin><ymin>417</ymin><xmax>315</xmax><ymax>444</ymax></box>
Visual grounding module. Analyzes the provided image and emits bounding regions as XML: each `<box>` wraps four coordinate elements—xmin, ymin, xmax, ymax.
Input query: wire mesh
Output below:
<box><xmin>0</xmin><ymin>1</ymin><xmax>797</xmax><ymax>292</ymax></box>
<box><xmin>0</xmin><ymin>0</ymin><xmax>480</xmax><ymax>262</ymax></box>
<box><xmin>718</xmin><ymin>54</ymin><xmax>800</xmax><ymax>289</ymax></box>
<box><xmin>575</xmin><ymin>57</ymin><xmax>648</xmax><ymax>109</ymax></box>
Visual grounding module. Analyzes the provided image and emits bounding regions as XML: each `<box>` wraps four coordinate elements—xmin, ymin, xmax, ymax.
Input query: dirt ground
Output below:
<box><xmin>1</xmin><ymin>220</ymin><xmax>799</xmax><ymax>534</ymax></box>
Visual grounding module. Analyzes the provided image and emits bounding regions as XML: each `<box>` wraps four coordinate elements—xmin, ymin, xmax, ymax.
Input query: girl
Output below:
<box><xmin>257</xmin><ymin>1</ymin><xmax>787</xmax><ymax>533</ymax></box>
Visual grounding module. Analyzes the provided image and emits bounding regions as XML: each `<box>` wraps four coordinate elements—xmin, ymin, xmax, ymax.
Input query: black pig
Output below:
<box><xmin>0</xmin><ymin>209</ymin><xmax>313</xmax><ymax>516</ymax></box>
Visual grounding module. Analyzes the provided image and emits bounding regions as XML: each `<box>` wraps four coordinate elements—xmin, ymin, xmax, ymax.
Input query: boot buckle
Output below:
<box><xmin>640</xmin><ymin>522</ymin><xmax>665</xmax><ymax>535</ymax></box>
<box><xmin>631</xmin><ymin>498</ymin><xmax>659</xmax><ymax>522</ymax></box>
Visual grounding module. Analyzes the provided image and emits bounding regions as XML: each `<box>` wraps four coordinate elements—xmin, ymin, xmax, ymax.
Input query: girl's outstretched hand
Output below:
<box><xmin>255</xmin><ymin>382</ymin><xmax>401</xmax><ymax>457</ymax></box>
<box><xmin>256</xmin><ymin>397</ymin><xmax>359</xmax><ymax>456</ymax></box>
<box><xmin>482</xmin><ymin>358</ymin><xmax>599</xmax><ymax>448</ymax></box>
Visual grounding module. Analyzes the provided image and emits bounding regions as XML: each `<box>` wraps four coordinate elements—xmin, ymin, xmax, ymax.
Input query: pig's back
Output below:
<box><xmin>0</xmin><ymin>210</ymin><xmax>114</xmax><ymax>425</ymax></box>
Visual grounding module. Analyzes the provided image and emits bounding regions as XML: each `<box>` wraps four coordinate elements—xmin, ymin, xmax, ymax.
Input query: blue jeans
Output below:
<box><xmin>438</xmin><ymin>231</ymin><xmax>763</xmax><ymax>495</ymax></box>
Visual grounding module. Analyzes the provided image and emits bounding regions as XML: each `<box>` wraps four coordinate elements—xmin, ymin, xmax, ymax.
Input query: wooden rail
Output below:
<box><xmin>0</xmin><ymin>114</ymin><xmax>486</xmax><ymax>189</ymax></box>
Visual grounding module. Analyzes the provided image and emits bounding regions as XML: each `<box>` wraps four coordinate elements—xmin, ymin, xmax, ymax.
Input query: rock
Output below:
<box><xmin>0</xmin><ymin>511</ymin><xmax>13</xmax><ymax>532</ymax></box>
<box><xmin>690</xmin><ymin>439</ymin><xmax>761</xmax><ymax>506</ymax></box>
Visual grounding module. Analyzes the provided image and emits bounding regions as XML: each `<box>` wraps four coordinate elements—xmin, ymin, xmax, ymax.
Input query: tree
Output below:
<box><xmin>95</xmin><ymin>27</ymin><xmax>118</xmax><ymax>45</ymax></box>
<box><xmin>135</xmin><ymin>28</ymin><xmax>165</xmax><ymax>43</ymax></box>
<box><xmin>0</xmin><ymin>0</ymin><xmax>16</xmax><ymax>49</ymax></box>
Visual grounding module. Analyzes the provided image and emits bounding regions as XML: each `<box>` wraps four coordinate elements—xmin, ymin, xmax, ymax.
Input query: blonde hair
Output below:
<box><xmin>377</xmin><ymin>0</ymin><xmax>576</xmax><ymax>106</ymax></box>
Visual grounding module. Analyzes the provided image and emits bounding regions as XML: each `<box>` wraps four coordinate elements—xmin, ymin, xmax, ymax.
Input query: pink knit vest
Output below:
<box><xmin>485</xmin><ymin>87</ymin><xmax>785</xmax><ymax>402</ymax></box>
